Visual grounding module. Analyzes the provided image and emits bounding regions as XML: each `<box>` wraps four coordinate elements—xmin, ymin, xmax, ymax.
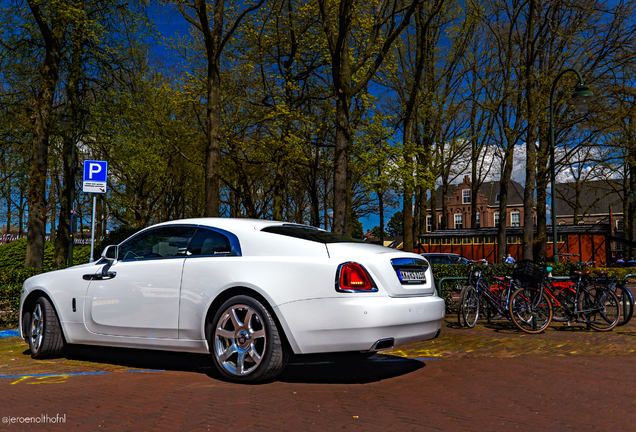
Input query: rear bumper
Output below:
<box><xmin>274</xmin><ymin>295</ymin><xmax>445</xmax><ymax>354</ymax></box>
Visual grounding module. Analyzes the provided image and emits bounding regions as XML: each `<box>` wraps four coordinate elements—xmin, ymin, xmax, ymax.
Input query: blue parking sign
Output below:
<box><xmin>83</xmin><ymin>160</ymin><xmax>108</xmax><ymax>193</ymax></box>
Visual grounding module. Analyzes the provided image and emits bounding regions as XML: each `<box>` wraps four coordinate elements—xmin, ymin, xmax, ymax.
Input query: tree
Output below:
<box><xmin>23</xmin><ymin>0</ymin><xmax>71</xmax><ymax>268</ymax></box>
<box><xmin>386</xmin><ymin>210</ymin><xmax>403</xmax><ymax>237</ymax></box>
<box><xmin>317</xmin><ymin>0</ymin><xmax>421</xmax><ymax>235</ymax></box>
<box><xmin>176</xmin><ymin>0</ymin><xmax>264</xmax><ymax>217</ymax></box>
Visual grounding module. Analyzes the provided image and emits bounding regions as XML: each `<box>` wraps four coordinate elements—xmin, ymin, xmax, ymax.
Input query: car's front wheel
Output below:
<box><xmin>28</xmin><ymin>297</ymin><xmax>65</xmax><ymax>359</ymax></box>
<box><xmin>208</xmin><ymin>295</ymin><xmax>287</xmax><ymax>383</ymax></box>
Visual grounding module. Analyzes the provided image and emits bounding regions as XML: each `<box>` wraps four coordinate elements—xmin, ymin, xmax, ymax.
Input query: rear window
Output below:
<box><xmin>261</xmin><ymin>225</ymin><xmax>365</xmax><ymax>244</ymax></box>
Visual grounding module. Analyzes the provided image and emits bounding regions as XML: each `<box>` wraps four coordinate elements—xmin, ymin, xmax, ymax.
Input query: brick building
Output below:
<box><xmin>426</xmin><ymin>176</ymin><xmax>526</xmax><ymax>231</ymax></box>
<box><xmin>554</xmin><ymin>179</ymin><xmax>628</xmax><ymax>258</ymax></box>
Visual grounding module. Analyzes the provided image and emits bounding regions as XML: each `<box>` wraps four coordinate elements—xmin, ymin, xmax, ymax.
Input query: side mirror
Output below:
<box><xmin>102</xmin><ymin>245</ymin><xmax>118</xmax><ymax>263</ymax></box>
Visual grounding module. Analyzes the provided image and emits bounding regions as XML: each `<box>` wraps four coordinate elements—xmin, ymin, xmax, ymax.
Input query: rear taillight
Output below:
<box><xmin>336</xmin><ymin>262</ymin><xmax>378</xmax><ymax>292</ymax></box>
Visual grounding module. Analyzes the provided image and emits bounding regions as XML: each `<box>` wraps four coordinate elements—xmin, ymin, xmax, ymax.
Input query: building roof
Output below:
<box><xmin>430</xmin><ymin>179</ymin><xmax>525</xmax><ymax>209</ymax></box>
<box><xmin>555</xmin><ymin>180</ymin><xmax>624</xmax><ymax>216</ymax></box>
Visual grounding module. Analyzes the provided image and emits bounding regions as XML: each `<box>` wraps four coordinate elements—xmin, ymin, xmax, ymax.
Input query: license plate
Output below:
<box><xmin>398</xmin><ymin>269</ymin><xmax>426</xmax><ymax>284</ymax></box>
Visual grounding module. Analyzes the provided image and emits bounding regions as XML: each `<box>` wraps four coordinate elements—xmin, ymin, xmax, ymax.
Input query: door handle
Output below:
<box><xmin>83</xmin><ymin>272</ymin><xmax>116</xmax><ymax>281</ymax></box>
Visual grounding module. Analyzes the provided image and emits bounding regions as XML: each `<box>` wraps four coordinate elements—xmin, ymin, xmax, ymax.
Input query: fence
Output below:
<box><xmin>0</xmin><ymin>234</ymin><xmax>101</xmax><ymax>246</ymax></box>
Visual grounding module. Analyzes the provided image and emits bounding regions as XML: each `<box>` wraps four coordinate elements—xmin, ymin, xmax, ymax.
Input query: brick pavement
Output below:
<box><xmin>2</xmin><ymin>316</ymin><xmax>636</xmax><ymax>431</ymax></box>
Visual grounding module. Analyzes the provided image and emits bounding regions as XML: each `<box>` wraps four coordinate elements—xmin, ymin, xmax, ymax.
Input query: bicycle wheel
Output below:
<box><xmin>459</xmin><ymin>285</ymin><xmax>480</xmax><ymax>328</ymax></box>
<box><xmin>578</xmin><ymin>285</ymin><xmax>620</xmax><ymax>331</ymax></box>
<box><xmin>509</xmin><ymin>287</ymin><xmax>553</xmax><ymax>334</ymax></box>
<box><xmin>615</xmin><ymin>285</ymin><xmax>634</xmax><ymax>326</ymax></box>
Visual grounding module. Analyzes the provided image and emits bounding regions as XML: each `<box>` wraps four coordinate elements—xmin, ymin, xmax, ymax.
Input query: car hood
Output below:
<box><xmin>326</xmin><ymin>243</ymin><xmax>436</xmax><ymax>297</ymax></box>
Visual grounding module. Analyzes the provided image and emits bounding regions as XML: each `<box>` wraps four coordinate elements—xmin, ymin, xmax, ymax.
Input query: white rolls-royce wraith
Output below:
<box><xmin>20</xmin><ymin>219</ymin><xmax>445</xmax><ymax>382</ymax></box>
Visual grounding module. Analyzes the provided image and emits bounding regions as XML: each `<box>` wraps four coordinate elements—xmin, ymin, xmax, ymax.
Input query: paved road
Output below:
<box><xmin>2</xmin><ymin>314</ymin><xmax>636</xmax><ymax>431</ymax></box>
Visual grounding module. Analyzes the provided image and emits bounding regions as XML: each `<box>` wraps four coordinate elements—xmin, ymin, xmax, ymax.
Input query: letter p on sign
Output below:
<box><xmin>89</xmin><ymin>163</ymin><xmax>102</xmax><ymax>179</ymax></box>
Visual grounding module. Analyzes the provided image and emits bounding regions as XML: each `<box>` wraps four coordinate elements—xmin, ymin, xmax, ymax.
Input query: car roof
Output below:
<box><xmin>155</xmin><ymin>218</ymin><xmax>292</xmax><ymax>231</ymax></box>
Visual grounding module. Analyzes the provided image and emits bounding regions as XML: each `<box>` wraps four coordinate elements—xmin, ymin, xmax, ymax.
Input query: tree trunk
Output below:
<box><xmin>522</xmin><ymin>0</ymin><xmax>537</xmax><ymax>260</ymax></box>
<box><xmin>25</xmin><ymin>1</ymin><xmax>65</xmax><ymax>267</ymax></box>
<box><xmin>333</xmin><ymin>91</ymin><xmax>351</xmax><ymax>235</ymax></box>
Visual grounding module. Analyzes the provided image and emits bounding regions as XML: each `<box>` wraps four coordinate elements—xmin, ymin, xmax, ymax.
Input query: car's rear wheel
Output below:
<box><xmin>209</xmin><ymin>295</ymin><xmax>287</xmax><ymax>383</ymax></box>
<box><xmin>28</xmin><ymin>297</ymin><xmax>65</xmax><ymax>359</ymax></box>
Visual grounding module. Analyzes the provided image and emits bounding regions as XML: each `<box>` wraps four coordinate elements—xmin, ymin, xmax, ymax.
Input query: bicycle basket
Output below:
<box><xmin>512</xmin><ymin>260</ymin><xmax>546</xmax><ymax>285</ymax></box>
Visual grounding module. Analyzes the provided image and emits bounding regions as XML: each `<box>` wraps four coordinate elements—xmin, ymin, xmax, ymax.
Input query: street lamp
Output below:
<box><xmin>550</xmin><ymin>69</ymin><xmax>597</xmax><ymax>263</ymax></box>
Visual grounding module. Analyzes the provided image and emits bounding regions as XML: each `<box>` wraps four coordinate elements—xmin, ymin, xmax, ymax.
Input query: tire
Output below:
<box><xmin>459</xmin><ymin>285</ymin><xmax>480</xmax><ymax>328</ymax></box>
<box><xmin>456</xmin><ymin>284</ymin><xmax>467</xmax><ymax>327</ymax></box>
<box><xmin>509</xmin><ymin>287</ymin><xmax>553</xmax><ymax>334</ymax></box>
<box><xmin>578</xmin><ymin>286</ymin><xmax>620</xmax><ymax>332</ymax></box>
<box><xmin>28</xmin><ymin>297</ymin><xmax>65</xmax><ymax>359</ymax></box>
<box><xmin>208</xmin><ymin>295</ymin><xmax>288</xmax><ymax>383</ymax></box>
<box><xmin>615</xmin><ymin>285</ymin><xmax>634</xmax><ymax>326</ymax></box>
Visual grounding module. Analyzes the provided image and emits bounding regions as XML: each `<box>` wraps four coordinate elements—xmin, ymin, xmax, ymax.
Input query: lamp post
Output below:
<box><xmin>627</xmin><ymin>189</ymin><xmax>635</xmax><ymax>260</ymax></box>
<box><xmin>550</xmin><ymin>69</ymin><xmax>597</xmax><ymax>263</ymax></box>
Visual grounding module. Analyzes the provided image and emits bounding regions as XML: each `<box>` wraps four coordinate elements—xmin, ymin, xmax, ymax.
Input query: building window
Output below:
<box><xmin>494</xmin><ymin>213</ymin><xmax>500</xmax><ymax>228</ymax></box>
<box><xmin>438</xmin><ymin>215</ymin><xmax>442</xmax><ymax>230</ymax></box>
<box><xmin>495</xmin><ymin>193</ymin><xmax>500</xmax><ymax>203</ymax></box>
<box><xmin>452</xmin><ymin>237</ymin><xmax>461</xmax><ymax>245</ymax></box>
<box><xmin>476</xmin><ymin>213</ymin><xmax>480</xmax><ymax>228</ymax></box>
<box><xmin>454</xmin><ymin>213</ymin><xmax>463</xmax><ymax>229</ymax></box>
<box><xmin>547</xmin><ymin>235</ymin><xmax>568</xmax><ymax>243</ymax></box>
<box><xmin>617</xmin><ymin>220</ymin><xmax>624</xmax><ymax>231</ymax></box>
<box><xmin>426</xmin><ymin>216</ymin><xmax>432</xmax><ymax>232</ymax></box>
<box><xmin>462</xmin><ymin>237</ymin><xmax>472</xmax><ymax>244</ymax></box>
<box><xmin>442</xmin><ymin>237</ymin><xmax>451</xmax><ymax>245</ymax></box>
<box><xmin>474</xmin><ymin>236</ymin><xmax>483</xmax><ymax>245</ymax></box>
<box><xmin>462</xmin><ymin>189</ymin><xmax>471</xmax><ymax>204</ymax></box>
<box><xmin>511</xmin><ymin>211</ymin><xmax>520</xmax><ymax>227</ymax></box>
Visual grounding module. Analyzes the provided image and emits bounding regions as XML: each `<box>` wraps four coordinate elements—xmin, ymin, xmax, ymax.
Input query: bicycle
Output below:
<box><xmin>507</xmin><ymin>260</ymin><xmax>553</xmax><ymax>334</ymax></box>
<box><xmin>553</xmin><ymin>254</ymin><xmax>632</xmax><ymax>327</ymax></box>
<box><xmin>458</xmin><ymin>259</ymin><xmax>518</xmax><ymax>328</ymax></box>
<box><xmin>510</xmin><ymin>259</ymin><xmax>621</xmax><ymax>332</ymax></box>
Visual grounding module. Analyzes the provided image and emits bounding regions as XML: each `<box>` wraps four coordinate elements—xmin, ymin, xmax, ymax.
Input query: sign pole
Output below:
<box><xmin>89</xmin><ymin>194</ymin><xmax>97</xmax><ymax>262</ymax></box>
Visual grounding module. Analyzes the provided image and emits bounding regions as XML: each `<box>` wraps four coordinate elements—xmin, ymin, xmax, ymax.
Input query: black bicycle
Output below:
<box><xmin>510</xmin><ymin>259</ymin><xmax>620</xmax><ymax>332</ymax></box>
<box><xmin>458</xmin><ymin>259</ymin><xmax>519</xmax><ymax>328</ymax></box>
<box><xmin>507</xmin><ymin>260</ymin><xmax>553</xmax><ymax>334</ymax></box>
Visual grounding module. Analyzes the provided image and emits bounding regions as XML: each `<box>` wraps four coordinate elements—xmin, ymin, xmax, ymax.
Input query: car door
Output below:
<box><xmin>178</xmin><ymin>227</ymin><xmax>242</xmax><ymax>340</ymax></box>
<box><xmin>84</xmin><ymin>225</ymin><xmax>196</xmax><ymax>338</ymax></box>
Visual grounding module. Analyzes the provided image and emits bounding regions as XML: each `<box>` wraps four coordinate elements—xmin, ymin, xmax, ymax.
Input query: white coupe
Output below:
<box><xmin>19</xmin><ymin>219</ymin><xmax>445</xmax><ymax>382</ymax></box>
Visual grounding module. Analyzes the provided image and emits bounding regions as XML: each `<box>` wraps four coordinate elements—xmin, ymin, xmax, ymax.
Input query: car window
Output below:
<box><xmin>449</xmin><ymin>256</ymin><xmax>461</xmax><ymax>264</ymax></box>
<box><xmin>426</xmin><ymin>256</ymin><xmax>443</xmax><ymax>264</ymax></box>
<box><xmin>261</xmin><ymin>225</ymin><xmax>365</xmax><ymax>244</ymax></box>
<box><xmin>188</xmin><ymin>228</ymin><xmax>233</xmax><ymax>256</ymax></box>
<box><xmin>118</xmin><ymin>226</ymin><xmax>196</xmax><ymax>261</ymax></box>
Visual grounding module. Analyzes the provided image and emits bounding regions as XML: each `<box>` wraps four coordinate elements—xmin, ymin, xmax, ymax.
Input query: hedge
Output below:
<box><xmin>0</xmin><ymin>241</ymin><xmax>91</xmax><ymax>329</ymax></box>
